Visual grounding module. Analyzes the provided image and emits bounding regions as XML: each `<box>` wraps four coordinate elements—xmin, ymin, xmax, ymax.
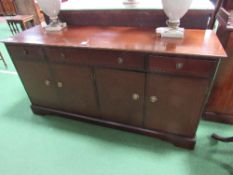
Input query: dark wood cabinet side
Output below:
<box><xmin>207</xmin><ymin>33</ymin><xmax>233</xmax><ymax>114</ymax></box>
<box><xmin>205</xmin><ymin>8</ymin><xmax>233</xmax><ymax>124</ymax></box>
<box><xmin>0</xmin><ymin>2</ymin><xmax>4</xmax><ymax>15</ymax></box>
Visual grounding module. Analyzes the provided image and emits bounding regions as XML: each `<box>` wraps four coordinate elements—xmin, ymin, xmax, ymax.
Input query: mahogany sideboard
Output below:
<box><xmin>3</xmin><ymin>26</ymin><xmax>226</xmax><ymax>149</ymax></box>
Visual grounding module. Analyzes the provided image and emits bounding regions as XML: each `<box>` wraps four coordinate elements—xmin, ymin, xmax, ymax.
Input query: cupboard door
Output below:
<box><xmin>51</xmin><ymin>64</ymin><xmax>100</xmax><ymax>117</ymax></box>
<box><xmin>13</xmin><ymin>60</ymin><xmax>60</xmax><ymax>108</ymax></box>
<box><xmin>96</xmin><ymin>68</ymin><xmax>145</xmax><ymax>127</ymax></box>
<box><xmin>145</xmin><ymin>74</ymin><xmax>209</xmax><ymax>136</ymax></box>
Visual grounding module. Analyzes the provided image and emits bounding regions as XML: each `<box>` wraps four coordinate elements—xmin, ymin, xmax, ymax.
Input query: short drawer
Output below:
<box><xmin>148</xmin><ymin>55</ymin><xmax>216</xmax><ymax>78</ymax></box>
<box><xmin>45</xmin><ymin>47</ymin><xmax>145</xmax><ymax>70</ymax></box>
<box><xmin>6</xmin><ymin>45</ymin><xmax>44</xmax><ymax>61</ymax></box>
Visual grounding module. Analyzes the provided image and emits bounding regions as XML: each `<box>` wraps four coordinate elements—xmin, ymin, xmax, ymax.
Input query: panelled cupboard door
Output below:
<box><xmin>145</xmin><ymin>74</ymin><xmax>209</xmax><ymax>137</ymax></box>
<box><xmin>51</xmin><ymin>64</ymin><xmax>100</xmax><ymax>117</ymax></box>
<box><xmin>13</xmin><ymin>60</ymin><xmax>61</xmax><ymax>108</ymax></box>
<box><xmin>95</xmin><ymin>68</ymin><xmax>145</xmax><ymax>127</ymax></box>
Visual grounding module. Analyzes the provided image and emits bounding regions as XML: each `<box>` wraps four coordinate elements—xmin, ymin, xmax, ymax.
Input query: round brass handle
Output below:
<box><xmin>118</xmin><ymin>57</ymin><xmax>124</xmax><ymax>64</ymax></box>
<box><xmin>61</xmin><ymin>53</ymin><xmax>65</xmax><ymax>58</ymax></box>
<box><xmin>176</xmin><ymin>63</ymin><xmax>184</xmax><ymax>70</ymax></box>
<box><xmin>57</xmin><ymin>82</ymin><xmax>63</xmax><ymax>88</ymax></box>
<box><xmin>132</xmin><ymin>93</ymin><xmax>140</xmax><ymax>101</ymax></box>
<box><xmin>150</xmin><ymin>96</ymin><xmax>158</xmax><ymax>103</ymax></box>
<box><xmin>45</xmin><ymin>80</ymin><xmax>50</xmax><ymax>86</ymax></box>
<box><xmin>23</xmin><ymin>49</ymin><xmax>29</xmax><ymax>55</ymax></box>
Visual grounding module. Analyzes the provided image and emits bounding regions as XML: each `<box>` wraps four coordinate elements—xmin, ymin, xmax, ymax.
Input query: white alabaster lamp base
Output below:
<box><xmin>45</xmin><ymin>22</ymin><xmax>67</xmax><ymax>32</ymax></box>
<box><xmin>157</xmin><ymin>0</ymin><xmax>193</xmax><ymax>39</ymax></box>
<box><xmin>123</xmin><ymin>0</ymin><xmax>139</xmax><ymax>7</ymax></box>
<box><xmin>156</xmin><ymin>27</ymin><xmax>184</xmax><ymax>38</ymax></box>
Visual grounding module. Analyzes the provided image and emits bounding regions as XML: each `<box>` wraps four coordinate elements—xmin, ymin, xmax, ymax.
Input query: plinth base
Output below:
<box><xmin>31</xmin><ymin>104</ymin><xmax>196</xmax><ymax>150</ymax></box>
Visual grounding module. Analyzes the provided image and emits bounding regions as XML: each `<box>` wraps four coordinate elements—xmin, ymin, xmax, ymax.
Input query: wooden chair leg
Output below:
<box><xmin>212</xmin><ymin>134</ymin><xmax>233</xmax><ymax>142</ymax></box>
<box><xmin>0</xmin><ymin>52</ymin><xmax>7</xmax><ymax>69</ymax></box>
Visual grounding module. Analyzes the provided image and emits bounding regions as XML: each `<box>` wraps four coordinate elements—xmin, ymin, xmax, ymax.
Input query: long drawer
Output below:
<box><xmin>44</xmin><ymin>47</ymin><xmax>145</xmax><ymax>70</ymax></box>
<box><xmin>7</xmin><ymin>45</ymin><xmax>44</xmax><ymax>61</ymax></box>
<box><xmin>148</xmin><ymin>55</ymin><xmax>217</xmax><ymax>78</ymax></box>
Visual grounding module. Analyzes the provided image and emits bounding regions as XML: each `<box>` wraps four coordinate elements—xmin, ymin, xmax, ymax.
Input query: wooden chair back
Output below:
<box><xmin>6</xmin><ymin>20</ymin><xmax>23</xmax><ymax>35</ymax></box>
<box><xmin>0</xmin><ymin>51</ymin><xmax>7</xmax><ymax>69</ymax></box>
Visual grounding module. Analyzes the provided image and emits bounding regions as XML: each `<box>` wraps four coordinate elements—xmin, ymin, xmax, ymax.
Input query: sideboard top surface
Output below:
<box><xmin>3</xmin><ymin>25</ymin><xmax>227</xmax><ymax>58</ymax></box>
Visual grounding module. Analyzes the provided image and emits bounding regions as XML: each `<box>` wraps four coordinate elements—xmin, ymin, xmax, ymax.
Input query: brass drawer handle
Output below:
<box><xmin>150</xmin><ymin>96</ymin><xmax>158</xmax><ymax>103</ymax></box>
<box><xmin>45</xmin><ymin>80</ymin><xmax>50</xmax><ymax>86</ymax></box>
<box><xmin>132</xmin><ymin>93</ymin><xmax>140</xmax><ymax>101</ymax></box>
<box><xmin>57</xmin><ymin>82</ymin><xmax>63</xmax><ymax>88</ymax></box>
<box><xmin>23</xmin><ymin>49</ymin><xmax>29</xmax><ymax>55</ymax></box>
<box><xmin>176</xmin><ymin>63</ymin><xmax>184</xmax><ymax>70</ymax></box>
<box><xmin>118</xmin><ymin>57</ymin><xmax>124</xmax><ymax>64</ymax></box>
<box><xmin>60</xmin><ymin>53</ymin><xmax>65</xmax><ymax>59</ymax></box>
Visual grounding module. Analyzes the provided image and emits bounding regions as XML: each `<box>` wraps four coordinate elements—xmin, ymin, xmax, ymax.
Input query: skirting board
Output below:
<box><xmin>31</xmin><ymin>105</ymin><xmax>196</xmax><ymax>150</ymax></box>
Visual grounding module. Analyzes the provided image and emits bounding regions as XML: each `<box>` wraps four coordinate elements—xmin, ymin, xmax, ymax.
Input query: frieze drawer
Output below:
<box><xmin>7</xmin><ymin>45</ymin><xmax>44</xmax><ymax>61</ymax></box>
<box><xmin>45</xmin><ymin>47</ymin><xmax>145</xmax><ymax>70</ymax></box>
<box><xmin>148</xmin><ymin>55</ymin><xmax>217</xmax><ymax>78</ymax></box>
